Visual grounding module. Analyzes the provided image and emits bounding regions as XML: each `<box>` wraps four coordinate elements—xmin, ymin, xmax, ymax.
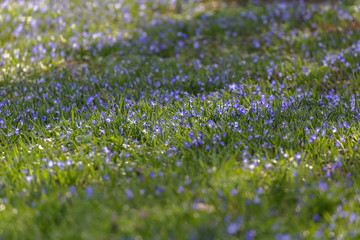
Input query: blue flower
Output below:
<box><xmin>295</xmin><ymin>153</ymin><xmax>301</xmax><ymax>165</ymax></box>
<box><xmin>85</xmin><ymin>186</ymin><xmax>93</xmax><ymax>198</ymax></box>
<box><xmin>245</xmin><ymin>230</ymin><xmax>256</xmax><ymax>240</ymax></box>
<box><xmin>125</xmin><ymin>188</ymin><xmax>134</xmax><ymax>200</ymax></box>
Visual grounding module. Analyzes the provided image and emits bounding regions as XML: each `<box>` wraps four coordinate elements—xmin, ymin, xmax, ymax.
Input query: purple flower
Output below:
<box><xmin>125</xmin><ymin>188</ymin><xmax>134</xmax><ymax>199</ymax></box>
<box><xmin>227</xmin><ymin>216</ymin><xmax>242</xmax><ymax>234</ymax></box>
<box><xmin>318</xmin><ymin>181</ymin><xmax>327</xmax><ymax>192</ymax></box>
<box><xmin>314</xmin><ymin>229</ymin><xmax>323</xmax><ymax>239</ymax></box>
<box><xmin>313</xmin><ymin>214</ymin><xmax>321</xmax><ymax>222</ymax></box>
<box><xmin>275</xmin><ymin>233</ymin><xmax>292</xmax><ymax>240</ymax></box>
<box><xmin>155</xmin><ymin>186</ymin><xmax>165</xmax><ymax>196</ymax></box>
<box><xmin>343</xmin><ymin>121</ymin><xmax>350</xmax><ymax>129</ymax></box>
<box><xmin>193</xmin><ymin>41</ymin><xmax>200</xmax><ymax>49</ymax></box>
<box><xmin>245</xmin><ymin>230</ymin><xmax>256</xmax><ymax>240</ymax></box>
<box><xmin>25</xmin><ymin>176</ymin><xmax>33</xmax><ymax>183</ymax></box>
<box><xmin>230</xmin><ymin>189</ymin><xmax>237</xmax><ymax>196</ymax></box>
<box><xmin>85</xmin><ymin>186</ymin><xmax>93</xmax><ymax>198</ymax></box>
<box><xmin>178</xmin><ymin>41</ymin><xmax>184</xmax><ymax>48</ymax></box>
<box><xmin>69</xmin><ymin>186</ymin><xmax>77</xmax><ymax>195</ymax></box>
<box><xmin>227</xmin><ymin>222</ymin><xmax>240</xmax><ymax>234</ymax></box>
<box><xmin>177</xmin><ymin>185</ymin><xmax>184</xmax><ymax>194</ymax></box>
<box><xmin>349</xmin><ymin>213</ymin><xmax>357</xmax><ymax>223</ymax></box>
<box><xmin>295</xmin><ymin>153</ymin><xmax>301</xmax><ymax>165</ymax></box>
<box><xmin>253</xmin><ymin>40</ymin><xmax>260</xmax><ymax>49</ymax></box>
<box><xmin>86</xmin><ymin>96</ymin><xmax>94</xmax><ymax>105</ymax></box>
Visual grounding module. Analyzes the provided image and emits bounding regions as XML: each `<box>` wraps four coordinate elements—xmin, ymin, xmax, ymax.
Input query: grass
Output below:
<box><xmin>1</xmin><ymin>0</ymin><xmax>360</xmax><ymax>239</ymax></box>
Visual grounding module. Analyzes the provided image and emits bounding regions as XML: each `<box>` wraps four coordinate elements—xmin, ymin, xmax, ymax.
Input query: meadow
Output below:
<box><xmin>1</xmin><ymin>0</ymin><xmax>360</xmax><ymax>239</ymax></box>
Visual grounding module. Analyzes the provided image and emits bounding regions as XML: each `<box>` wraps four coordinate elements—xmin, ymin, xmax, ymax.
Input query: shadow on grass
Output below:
<box><xmin>2</xmin><ymin>0</ymin><xmax>360</xmax><ymax>95</ymax></box>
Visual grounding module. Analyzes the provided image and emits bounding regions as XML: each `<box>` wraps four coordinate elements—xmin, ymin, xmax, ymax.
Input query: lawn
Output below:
<box><xmin>1</xmin><ymin>0</ymin><xmax>360</xmax><ymax>239</ymax></box>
